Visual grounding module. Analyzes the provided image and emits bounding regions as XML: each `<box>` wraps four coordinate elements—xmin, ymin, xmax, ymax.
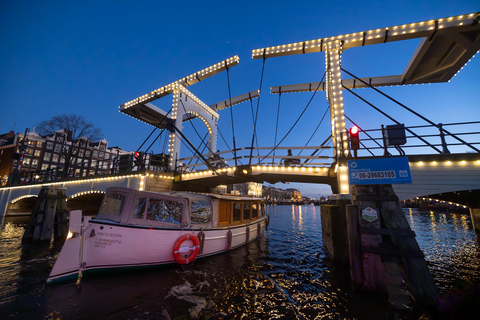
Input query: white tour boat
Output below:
<box><xmin>47</xmin><ymin>187</ymin><xmax>268</xmax><ymax>283</ymax></box>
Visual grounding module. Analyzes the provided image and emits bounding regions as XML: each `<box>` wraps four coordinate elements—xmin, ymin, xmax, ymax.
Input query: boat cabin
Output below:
<box><xmin>95</xmin><ymin>188</ymin><xmax>265</xmax><ymax>229</ymax></box>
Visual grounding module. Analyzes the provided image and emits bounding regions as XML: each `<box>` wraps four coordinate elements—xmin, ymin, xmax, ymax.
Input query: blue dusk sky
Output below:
<box><xmin>1</xmin><ymin>1</ymin><xmax>479</xmax><ymax>198</ymax></box>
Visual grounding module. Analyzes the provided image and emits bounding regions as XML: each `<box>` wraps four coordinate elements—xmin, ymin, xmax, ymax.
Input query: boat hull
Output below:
<box><xmin>47</xmin><ymin>217</ymin><xmax>266</xmax><ymax>283</ymax></box>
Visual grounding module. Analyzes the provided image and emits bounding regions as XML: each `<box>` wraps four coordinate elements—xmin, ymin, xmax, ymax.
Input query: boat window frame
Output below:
<box><xmin>145</xmin><ymin>197</ymin><xmax>184</xmax><ymax>225</ymax></box>
<box><xmin>243</xmin><ymin>202</ymin><xmax>251</xmax><ymax>221</ymax></box>
<box><xmin>232</xmin><ymin>202</ymin><xmax>242</xmax><ymax>224</ymax></box>
<box><xmin>218</xmin><ymin>198</ymin><xmax>265</xmax><ymax>227</ymax></box>
<box><xmin>190</xmin><ymin>199</ymin><xmax>213</xmax><ymax>225</ymax></box>
<box><xmin>97</xmin><ymin>191</ymin><xmax>128</xmax><ymax>223</ymax></box>
<box><xmin>251</xmin><ymin>202</ymin><xmax>259</xmax><ymax>219</ymax></box>
<box><xmin>132</xmin><ymin>196</ymin><xmax>148</xmax><ymax>220</ymax></box>
<box><xmin>127</xmin><ymin>193</ymin><xmax>187</xmax><ymax>227</ymax></box>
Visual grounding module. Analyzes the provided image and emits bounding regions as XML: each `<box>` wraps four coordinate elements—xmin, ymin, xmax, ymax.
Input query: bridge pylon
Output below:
<box><xmin>325</xmin><ymin>41</ymin><xmax>351</xmax><ymax>195</ymax></box>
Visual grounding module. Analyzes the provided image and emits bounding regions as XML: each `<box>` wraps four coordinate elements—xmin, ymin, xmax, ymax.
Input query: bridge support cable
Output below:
<box><xmin>171</xmin><ymin>125</ymin><xmax>218</xmax><ymax>174</ymax></box>
<box><xmin>344</xmin><ymin>114</ymin><xmax>377</xmax><ymax>157</ymax></box>
<box><xmin>188</xmin><ymin>132</ymin><xmax>209</xmax><ymax>166</ymax></box>
<box><xmin>298</xmin><ymin>105</ymin><xmax>330</xmax><ymax>156</ymax></box>
<box><xmin>248</xmin><ymin>57</ymin><xmax>266</xmax><ymax>166</ymax></box>
<box><xmin>259</xmin><ymin>71</ymin><xmax>327</xmax><ymax>164</ymax></box>
<box><xmin>180</xmin><ymin>100</ymin><xmax>215</xmax><ymax>155</ymax></box>
<box><xmin>272</xmin><ymin>90</ymin><xmax>282</xmax><ymax>165</ymax></box>
<box><xmin>136</xmin><ymin>108</ymin><xmax>173</xmax><ymax>153</ymax></box>
<box><xmin>161</xmin><ymin>132</ymin><xmax>169</xmax><ymax>154</ymax></box>
<box><xmin>225</xmin><ymin>64</ymin><xmax>238</xmax><ymax>167</ymax></box>
<box><xmin>217</xmin><ymin>127</ymin><xmax>243</xmax><ymax>166</ymax></box>
<box><xmin>341</xmin><ymin>68</ymin><xmax>480</xmax><ymax>153</ymax></box>
<box><xmin>303</xmin><ymin>135</ymin><xmax>332</xmax><ymax>163</ymax></box>
<box><xmin>144</xmin><ymin>127</ymin><xmax>168</xmax><ymax>156</ymax></box>
<box><xmin>249</xmin><ymin>96</ymin><xmax>260</xmax><ymax>160</ymax></box>
<box><xmin>342</xmin><ymin>85</ymin><xmax>443</xmax><ymax>154</ymax></box>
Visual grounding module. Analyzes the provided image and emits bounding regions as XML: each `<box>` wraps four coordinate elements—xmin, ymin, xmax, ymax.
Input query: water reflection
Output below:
<box><xmin>0</xmin><ymin>207</ymin><xmax>479</xmax><ymax>319</ymax></box>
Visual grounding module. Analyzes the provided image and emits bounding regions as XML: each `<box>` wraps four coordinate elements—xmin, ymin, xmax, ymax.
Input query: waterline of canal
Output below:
<box><xmin>1</xmin><ymin>206</ymin><xmax>479</xmax><ymax>319</ymax></box>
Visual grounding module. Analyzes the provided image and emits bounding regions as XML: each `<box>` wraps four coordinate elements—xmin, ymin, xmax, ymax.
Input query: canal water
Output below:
<box><xmin>1</xmin><ymin>206</ymin><xmax>479</xmax><ymax>319</ymax></box>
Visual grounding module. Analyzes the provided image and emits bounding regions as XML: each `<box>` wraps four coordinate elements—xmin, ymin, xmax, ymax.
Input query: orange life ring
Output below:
<box><xmin>173</xmin><ymin>233</ymin><xmax>200</xmax><ymax>265</ymax></box>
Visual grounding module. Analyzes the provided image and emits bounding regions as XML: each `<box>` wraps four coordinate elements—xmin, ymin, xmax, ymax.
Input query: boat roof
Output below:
<box><xmin>106</xmin><ymin>187</ymin><xmax>263</xmax><ymax>202</ymax></box>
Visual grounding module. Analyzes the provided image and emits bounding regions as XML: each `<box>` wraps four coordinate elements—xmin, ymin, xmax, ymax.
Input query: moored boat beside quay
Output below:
<box><xmin>47</xmin><ymin>187</ymin><xmax>268</xmax><ymax>283</ymax></box>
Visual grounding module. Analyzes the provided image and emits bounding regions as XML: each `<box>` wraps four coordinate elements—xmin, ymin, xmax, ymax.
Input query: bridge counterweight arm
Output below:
<box><xmin>120</xmin><ymin>55</ymin><xmax>240</xmax><ymax>110</ymax></box>
<box><xmin>271</xmin><ymin>75</ymin><xmax>405</xmax><ymax>94</ymax></box>
<box><xmin>252</xmin><ymin>13</ymin><xmax>479</xmax><ymax>59</ymax></box>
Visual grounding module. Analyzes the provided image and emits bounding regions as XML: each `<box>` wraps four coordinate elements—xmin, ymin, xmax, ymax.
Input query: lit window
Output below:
<box><xmin>23</xmin><ymin>158</ymin><xmax>31</xmax><ymax>167</ymax></box>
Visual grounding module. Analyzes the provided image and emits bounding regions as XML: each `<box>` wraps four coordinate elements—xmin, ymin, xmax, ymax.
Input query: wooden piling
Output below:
<box><xmin>470</xmin><ymin>208</ymin><xmax>480</xmax><ymax>233</ymax></box>
<box><xmin>22</xmin><ymin>186</ymin><xmax>68</xmax><ymax>243</ymax></box>
<box><xmin>350</xmin><ymin>184</ymin><xmax>438</xmax><ymax>306</ymax></box>
<box><xmin>346</xmin><ymin>204</ymin><xmax>364</xmax><ymax>289</ymax></box>
<box><xmin>321</xmin><ymin>200</ymin><xmax>350</xmax><ymax>265</ymax></box>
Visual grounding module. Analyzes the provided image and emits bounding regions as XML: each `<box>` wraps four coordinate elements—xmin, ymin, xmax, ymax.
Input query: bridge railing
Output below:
<box><xmin>358</xmin><ymin>121</ymin><xmax>480</xmax><ymax>157</ymax></box>
<box><xmin>3</xmin><ymin>167</ymin><xmax>126</xmax><ymax>187</ymax></box>
<box><xmin>177</xmin><ymin>146</ymin><xmax>334</xmax><ymax>172</ymax></box>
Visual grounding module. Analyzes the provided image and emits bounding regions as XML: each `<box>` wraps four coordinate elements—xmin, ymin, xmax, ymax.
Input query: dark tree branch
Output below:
<box><xmin>35</xmin><ymin>114</ymin><xmax>103</xmax><ymax>141</ymax></box>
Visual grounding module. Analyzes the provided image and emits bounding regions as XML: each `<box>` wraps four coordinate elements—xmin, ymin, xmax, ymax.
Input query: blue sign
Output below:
<box><xmin>348</xmin><ymin>157</ymin><xmax>412</xmax><ymax>185</ymax></box>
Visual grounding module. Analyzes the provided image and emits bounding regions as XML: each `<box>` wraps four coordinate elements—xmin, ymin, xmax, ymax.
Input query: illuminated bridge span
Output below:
<box><xmin>1</xmin><ymin>11</ymin><xmax>480</xmax><ymax>219</ymax></box>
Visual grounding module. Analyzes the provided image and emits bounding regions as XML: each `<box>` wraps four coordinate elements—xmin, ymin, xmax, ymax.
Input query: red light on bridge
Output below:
<box><xmin>349</xmin><ymin>126</ymin><xmax>360</xmax><ymax>151</ymax></box>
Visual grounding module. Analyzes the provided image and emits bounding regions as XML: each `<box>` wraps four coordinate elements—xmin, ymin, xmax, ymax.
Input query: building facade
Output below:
<box><xmin>0</xmin><ymin>129</ymin><xmax>123</xmax><ymax>186</ymax></box>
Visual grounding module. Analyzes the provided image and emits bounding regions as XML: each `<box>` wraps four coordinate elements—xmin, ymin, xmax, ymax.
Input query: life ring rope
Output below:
<box><xmin>173</xmin><ymin>233</ymin><xmax>200</xmax><ymax>265</ymax></box>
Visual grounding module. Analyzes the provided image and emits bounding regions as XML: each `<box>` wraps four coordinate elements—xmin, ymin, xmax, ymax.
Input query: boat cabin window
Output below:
<box><xmin>243</xmin><ymin>203</ymin><xmax>250</xmax><ymax>220</ymax></box>
<box><xmin>233</xmin><ymin>203</ymin><xmax>242</xmax><ymax>222</ymax></box>
<box><xmin>99</xmin><ymin>192</ymin><xmax>126</xmax><ymax>220</ymax></box>
<box><xmin>146</xmin><ymin>198</ymin><xmax>183</xmax><ymax>224</ymax></box>
<box><xmin>133</xmin><ymin>197</ymin><xmax>147</xmax><ymax>219</ymax></box>
<box><xmin>251</xmin><ymin>203</ymin><xmax>258</xmax><ymax>218</ymax></box>
<box><xmin>191</xmin><ymin>200</ymin><xmax>211</xmax><ymax>224</ymax></box>
<box><xmin>217</xmin><ymin>198</ymin><xmax>264</xmax><ymax>226</ymax></box>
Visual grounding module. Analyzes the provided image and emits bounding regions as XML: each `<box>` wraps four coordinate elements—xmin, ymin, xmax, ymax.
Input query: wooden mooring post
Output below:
<box><xmin>321</xmin><ymin>194</ymin><xmax>351</xmax><ymax>265</ymax></box>
<box><xmin>347</xmin><ymin>184</ymin><xmax>437</xmax><ymax>307</ymax></box>
<box><xmin>22</xmin><ymin>186</ymin><xmax>68</xmax><ymax>243</ymax></box>
<box><xmin>470</xmin><ymin>208</ymin><xmax>480</xmax><ymax>234</ymax></box>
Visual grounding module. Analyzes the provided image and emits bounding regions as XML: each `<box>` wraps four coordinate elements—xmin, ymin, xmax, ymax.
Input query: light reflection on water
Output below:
<box><xmin>404</xmin><ymin>208</ymin><xmax>480</xmax><ymax>292</ymax></box>
<box><xmin>0</xmin><ymin>206</ymin><xmax>479</xmax><ymax>319</ymax></box>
